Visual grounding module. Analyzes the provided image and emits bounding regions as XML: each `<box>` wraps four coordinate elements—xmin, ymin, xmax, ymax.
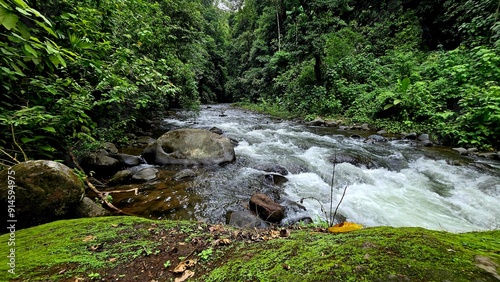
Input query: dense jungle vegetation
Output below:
<box><xmin>1</xmin><ymin>0</ymin><xmax>499</xmax><ymax>164</ymax></box>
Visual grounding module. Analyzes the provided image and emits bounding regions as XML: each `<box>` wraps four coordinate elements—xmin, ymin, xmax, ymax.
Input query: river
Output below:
<box><xmin>116</xmin><ymin>104</ymin><xmax>500</xmax><ymax>233</ymax></box>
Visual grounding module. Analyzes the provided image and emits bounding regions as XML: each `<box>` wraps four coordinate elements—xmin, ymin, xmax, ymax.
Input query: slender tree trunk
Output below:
<box><xmin>277</xmin><ymin>9</ymin><xmax>281</xmax><ymax>51</ymax></box>
<box><xmin>314</xmin><ymin>53</ymin><xmax>323</xmax><ymax>84</ymax></box>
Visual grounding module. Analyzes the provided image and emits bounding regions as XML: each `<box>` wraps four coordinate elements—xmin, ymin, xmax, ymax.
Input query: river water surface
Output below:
<box><xmin>117</xmin><ymin>104</ymin><xmax>500</xmax><ymax>233</ymax></box>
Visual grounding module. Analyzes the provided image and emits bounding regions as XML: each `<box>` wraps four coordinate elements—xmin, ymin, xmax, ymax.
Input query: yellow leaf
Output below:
<box><xmin>82</xmin><ymin>235</ymin><xmax>96</xmax><ymax>242</ymax></box>
<box><xmin>328</xmin><ymin>222</ymin><xmax>363</xmax><ymax>233</ymax></box>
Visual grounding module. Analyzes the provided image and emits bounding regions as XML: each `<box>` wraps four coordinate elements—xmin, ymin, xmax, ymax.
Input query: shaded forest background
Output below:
<box><xmin>1</xmin><ymin>0</ymin><xmax>499</xmax><ymax>164</ymax></box>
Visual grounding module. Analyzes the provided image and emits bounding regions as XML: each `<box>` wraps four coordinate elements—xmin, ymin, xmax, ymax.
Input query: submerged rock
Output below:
<box><xmin>131</xmin><ymin>167</ymin><xmax>158</xmax><ymax>182</ymax></box>
<box><xmin>109</xmin><ymin>170</ymin><xmax>133</xmax><ymax>185</ymax></box>
<box><xmin>254</xmin><ymin>163</ymin><xmax>289</xmax><ymax>175</ymax></box>
<box><xmin>173</xmin><ymin>169</ymin><xmax>197</xmax><ymax>181</ymax></box>
<box><xmin>109</xmin><ymin>153</ymin><xmax>143</xmax><ymax>166</ymax></box>
<box><xmin>0</xmin><ymin>160</ymin><xmax>85</xmax><ymax>230</ymax></box>
<box><xmin>142</xmin><ymin>128</ymin><xmax>236</xmax><ymax>165</ymax></box>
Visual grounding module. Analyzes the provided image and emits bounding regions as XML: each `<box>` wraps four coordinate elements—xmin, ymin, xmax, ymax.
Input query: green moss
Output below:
<box><xmin>0</xmin><ymin>216</ymin><xmax>194</xmax><ymax>281</ymax></box>
<box><xmin>201</xmin><ymin>227</ymin><xmax>500</xmax><ymax>282</ymax></box>
<box><xmin>1</xmin><ymin>217</ymin><xmax>499</xmax><ymax>282</ymax></box>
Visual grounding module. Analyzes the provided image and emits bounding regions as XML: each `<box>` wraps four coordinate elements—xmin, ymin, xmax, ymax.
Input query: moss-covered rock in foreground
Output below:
<box><xmin>0</xmin><ymin>216</ymin><xmax>498</xmax><ymax>281</ymax></box>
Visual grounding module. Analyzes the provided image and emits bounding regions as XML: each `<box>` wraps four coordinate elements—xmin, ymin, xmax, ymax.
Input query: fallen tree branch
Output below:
<box><xmin>105</xmin><ymin>188</ymin><xmax>139</xmax><ymax>195</ymax></box>
<box><xmin>68</xmin><ymin>148</ymin><xmax>133</xmax><ymax>215</ymax></box>
<box><xmin>11</xmin><ymin>125</ymin><xmax>27</xmax><ymax>162</ymax></box>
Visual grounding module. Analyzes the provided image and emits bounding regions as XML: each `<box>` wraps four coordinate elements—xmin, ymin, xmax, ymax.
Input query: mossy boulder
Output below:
<box><xmin>142</xmin><ymin>128</ymin><xmax>236</xmax><ymax>165</ymax></box>
<box><xmin>0</xmin><ymin>160</ymin><xmax>85</xmax><ymax>230</ymax></box>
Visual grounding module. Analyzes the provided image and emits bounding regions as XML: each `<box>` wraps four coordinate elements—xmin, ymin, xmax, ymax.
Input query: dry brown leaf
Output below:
<box><xmin>173</xmin><ymin>259</ymin><xmax>197</xmax><ymax>273</ymax></box>
<box><xmin>212</xmin><ymin>238</ymin><xmax>232</xmax><ymax>246</ymax></box>
<box><xmin>175</xmin><ymin>270</ymin><xmax>194</xmax><ymax>282</ymax></box>
<box><xmin>109</xmin><ymin>257</ymin><xmax>117</xmax><ymax>262</ymax></box>
<box><xmin>269</xmin><ymin>230</ymin><xmax>280</xmax><ymax>238</ymax></box>
<box><xmin>87</xmin><ymin>243</ymin><xmax>103</xmax><ymax>252</ymax></box>
<box><xmin>209</xmin><ymin>224</ymin><xmax>225</xmax><ymax>233</ymax></box>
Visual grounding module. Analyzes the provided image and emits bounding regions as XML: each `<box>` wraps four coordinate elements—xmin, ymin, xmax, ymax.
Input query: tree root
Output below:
<box><xmin>68</xmin><ymin>149</ymin><xmax>136</xmax><ymax>216</ymax></box>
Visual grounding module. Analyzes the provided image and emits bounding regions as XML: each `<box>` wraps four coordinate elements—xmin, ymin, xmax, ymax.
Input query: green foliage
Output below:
<box><xmin>226</xmin><ymin>0</ymin><xmax>500</xmax><ymax>149</ymax></box>
<box><xmin>1</xmin><ymin>0</ymin><xmax>229</xmax><ymax>160</ymax></box>
<box><xmin>198</xmin><ymin>248</ymin><xmax>214</xmax><ymax>261</ymax></box>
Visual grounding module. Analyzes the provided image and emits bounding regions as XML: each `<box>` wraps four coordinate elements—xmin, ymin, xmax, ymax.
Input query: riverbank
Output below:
<box><xmin>0</xmin><ymin>216</ymin><xmax>498</xmax><ymax>281</ymax></box>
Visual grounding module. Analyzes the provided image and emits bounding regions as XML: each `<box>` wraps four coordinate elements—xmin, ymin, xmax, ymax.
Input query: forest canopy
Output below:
<box><xmin>1</xmin><ymin>0</ymin><xmax>499</xmax><ymax>164</ymax></box>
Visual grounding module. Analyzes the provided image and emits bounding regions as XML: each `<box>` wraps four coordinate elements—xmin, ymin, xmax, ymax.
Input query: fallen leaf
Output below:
<box><xmin>175</xmin><ymin>270</ymin><xmax>194</xmax><ymax>282</ymax></box>
<box><xmin>173</xmin><ymin>259</ymin><xmax>197</xmax><ymax>273</ymax></box>
<box><xmin>212</xmin><ymin>238</ymin><xmax>231</xmax><ymax>246</ymax></box>
<box><xmin>109</xmin><ymin>257</ymin><xmax>117</xmax><ymax>262</ymax></box>
<box><xmin>328</xmin><ymin>222</ymin><xmax>363</xmax><ymax>233</ymax></box>
<box><xmin>87</xmin><ymin>243</ymin><xmax>103</xmax><ymax>252</ymax></box>
<box><xmin>269</xmin><ymin>230</ymin><xmax>280</xmax><ymax>238</ymax></box>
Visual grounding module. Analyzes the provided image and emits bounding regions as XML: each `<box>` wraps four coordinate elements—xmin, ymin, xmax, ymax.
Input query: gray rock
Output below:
<box><xmin>477</xmin><ymin>152</ymin><xmax>500</xmax><ymax>160</ymax></box>
<box><xmin>419</xmin><ymin>140</ymin><xmax>433</xmax><ymax>147</ymax></box>
<box><xmin>403</xmin><ymin>132</ymin><xmax>418</xmax><ymax>140</ymax></box>
<box><xmin>109</xmin><ymin>170</ymin><xmax>132</xmax><ymax>185</ymax></box>
<box><xmin>361</xmin><ymin>123</ymin><xmax>370</xmax><ymax>130</ymax></box>
<box><xmin>264</xmin><ymin>173</ymin><xmax>288</xmax><ymax>186</ymax></box>
<box><xmin>417</xmin><ymin>134</ymin><xmax>429</xmax><ymax>141</ymax></box>
<box><xmin>452</xmin><ymin>147</ymin><xmax>469</xmax><ymax>155</ymax></box>
<box><xmin>173</xmin><ymin>169</ymin><xmax>197</xmax><ymax>181</ymax></box>
<box><xmin>104</xmin><ymin>142</ymin><xmax>119</xmax><ymax>154</ymax></box>
<box><xmin>80</xmin><ymin>149</ymin><xmax>120</xmax><ymax>176</ymax></box>
<box><xmin>110</xmin><ymin>153</ymin><xmax>143</xmax><ymax>166</ymax></box>
<box><xmin>307</xmin><ymin>117</ymin><xmax>325</xmax><ymax>126</ymax></box>
<box><xmin>467</xmin><ymin>147</ymin><xmax>479</xmax><ymax>153</ymax></box>
<box><xmin>325</xmin><ymin>120</ymin><xmax>338</xmax><ymax>127</ymax></box>
<box><xmin>377</xmin><ymin>130</ymin><xmax>387</xmax><ymax>135</ymax></box>
<box><xmin>226</xmin><ymin>210</ymin><xmax>269</xmax><ymax>229</ymax></box>
<box><xmin>76</xmin><ymin>197</ymin><xmax>111</xmax><ymax>217</ymax></box>
<box><xmin>0</xmin><ymin>160</ymin><xmax>85</xmax><ymax>229</ymax></box>
<box><xmin>254</xmin><ymin>163</ymin><xmax>289</xmax><ymax>175</ymax></box>
<box><xmin>209</xmin><ymin>127</ymin><xmax>223</xmax><ymax>135</ymax></box>
<box><xmin>330</xmin><ymin>153</ymin><xmax>376</xmax><ymax>169</ymax></box>
<box><xmin>142</xmin><ymin>128</ymin><xmax>236</xmax><ymax>165</ymax></box>
<box><xmin>131</xmin><ymin>167</ymin><xmax>158</xmax><ymax>181</ymax></box>
<box><xmin>350</xmin><ymin>134</ymin><xmax>362</xmax><ymax>139</ymax></box>
<box><xmin>365</xmin><ymin>134</ymin><xmax>387</xmax><ymax>142</ymax></box>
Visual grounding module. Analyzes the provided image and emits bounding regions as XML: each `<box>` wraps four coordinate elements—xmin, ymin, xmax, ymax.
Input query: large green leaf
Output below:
<box><xmin>12</xmin><ymin>0</ymin><xmax>28</xmax><ymax>9</ymax></box>
<box><xmin>34</xmin><ymin>20</ymin><xmax>56</xmax><ymax>37</ymax></box>
<box><xmin>1</xmin><ymin>12</ymin><xmax>18</xmax><ymax>30</ymax></box>
<box><xmin>23</xmin><ymin>43</ymin><xmax>38</xmax><ymax>57</ymax></box>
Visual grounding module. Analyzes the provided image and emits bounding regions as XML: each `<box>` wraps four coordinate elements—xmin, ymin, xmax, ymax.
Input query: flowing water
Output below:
<box><xmin>116</xmin><ymin>104</ymin><xmax>500</xmax><ymax>233</ymax></box>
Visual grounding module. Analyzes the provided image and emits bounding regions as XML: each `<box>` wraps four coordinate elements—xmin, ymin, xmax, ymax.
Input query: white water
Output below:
<box><xmin>165</xmin><ymin>104</ymin><xmax>500</xmax><ymax>233</ymax></box>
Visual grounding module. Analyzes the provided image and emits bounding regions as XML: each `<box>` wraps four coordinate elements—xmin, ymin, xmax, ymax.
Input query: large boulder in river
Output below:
<box><xmin>0</xmin><ymin>160</ymin><xmax>85</xmax><ymax>230</ymax></box>
<box><xmin>142</xmin><ymin>128</ymin><xmax>236</xmax><ymax>165</ymax></box>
